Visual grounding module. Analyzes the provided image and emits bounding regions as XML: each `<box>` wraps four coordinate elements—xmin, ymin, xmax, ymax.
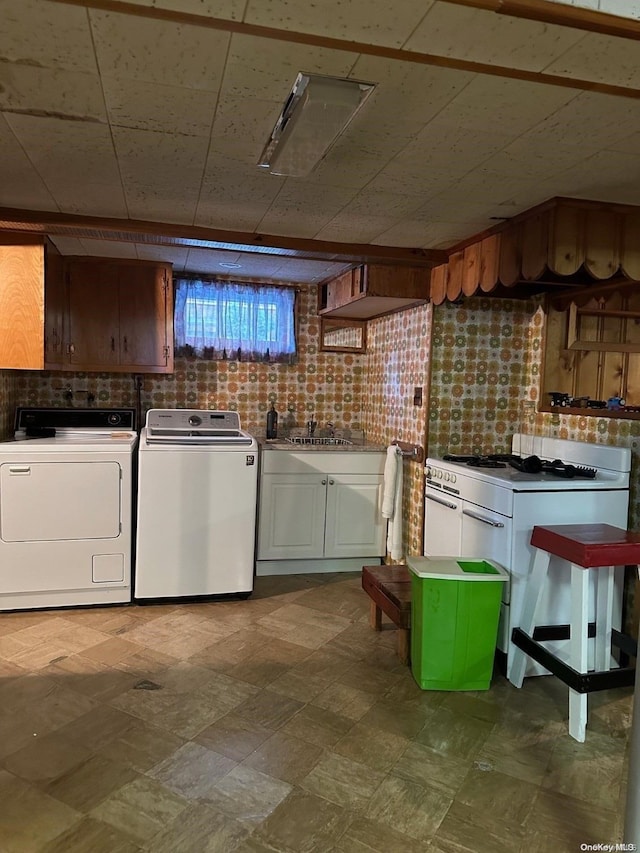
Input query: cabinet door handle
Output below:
<box><xmin>123</xmin><ymin>336</ymin><xmax>128</xmax><ymax>353</ymax></box>
<box><xmin>9</xmin><ymin>467</ymin><xmax>31</xmax><ymax>475</ymax></box>
<box><xmin>67</xmin><ymin>343</ymin><xmax>75</xmax><ymax>355</ymax></box>
<box><xmin>329</xmin><ymin>479</ymin><xmax>335</xmax><ymax>485</ymax></box>
<box><xmin>426</xmin><ymin>493</ymin><xmax>458</xmax><ymax>510</ymax></box>
<box><xmin>321</xmin><ymin>479</ymin><xmax>327</xmax><ymax>485</ymax></box>
<box><xmin>111</xmin><ymin>336</ymin><xmax>115</xmax><ymax>351</ymax></box>
<box><xmin>462</xmin><ymin>508</ymin><xmax>505</xmax><ymax>528</ymax></box>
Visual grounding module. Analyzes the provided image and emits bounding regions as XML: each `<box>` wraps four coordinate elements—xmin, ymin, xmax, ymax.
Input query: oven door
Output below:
<box><xmin>460</xmin><ymin>501</ymin><xmax>511</xmax><ymax>605</ymax></box>
<box><xmin>424</xmin><ymin>483</ymin><xmax>462</xmax><ymax>556</ymax></box>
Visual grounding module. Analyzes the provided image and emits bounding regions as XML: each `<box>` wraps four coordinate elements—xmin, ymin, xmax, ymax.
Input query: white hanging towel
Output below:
<box><xmin>382</xmin><ymin>445</ymin><xmax>404</xmax><ymax>561</ymax></box>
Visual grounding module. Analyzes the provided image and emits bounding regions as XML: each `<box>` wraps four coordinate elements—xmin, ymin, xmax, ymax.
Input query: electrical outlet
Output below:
<box><xmin>413</xmin><ymin>386</ymin><xmax>423</xmax><ymax>407</ymax></box>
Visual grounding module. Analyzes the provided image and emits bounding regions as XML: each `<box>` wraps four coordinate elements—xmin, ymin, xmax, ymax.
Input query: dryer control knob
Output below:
<box><xmin>107</xmin><ymin>413</ymin><xmax>122</xmax><ymax>425</ymax></box>
<box><xmin>188</xmin><ymin>414</ymin><xmax>202</xmax><ymax>426</ymax></box>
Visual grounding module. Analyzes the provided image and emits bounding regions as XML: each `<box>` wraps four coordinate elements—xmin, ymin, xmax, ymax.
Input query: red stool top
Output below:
<box><xmin>530</xmin><ymin>524</ymin><xmax>640</xmax><ymax>567</ymax></box>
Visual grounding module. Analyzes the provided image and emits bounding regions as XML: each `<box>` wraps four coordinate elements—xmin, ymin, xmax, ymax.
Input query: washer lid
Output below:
<box><xmin>144</xmin><ymin>409</ymin><xmax>253</xmax><ymax>445</ymax></box>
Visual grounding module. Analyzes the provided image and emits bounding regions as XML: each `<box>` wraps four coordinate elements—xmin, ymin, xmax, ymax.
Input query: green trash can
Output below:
<box><xmin>407</xmin><ymin>556</ymin><xmax>508</xmax><ymax>691</ymax></box>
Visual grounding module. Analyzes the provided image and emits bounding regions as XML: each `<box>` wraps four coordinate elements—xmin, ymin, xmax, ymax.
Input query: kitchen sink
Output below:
<box><xmin>285</xmin><ymin>436</ymin><xmax>353</xmax><ymax>446</ymax></box>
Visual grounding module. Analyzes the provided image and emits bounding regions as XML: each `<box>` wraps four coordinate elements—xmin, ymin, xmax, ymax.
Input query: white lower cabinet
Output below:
<box><xmin>257</xmin><ymin>450</ymin><xmax>387</xmax><ymax>574</ymax></box>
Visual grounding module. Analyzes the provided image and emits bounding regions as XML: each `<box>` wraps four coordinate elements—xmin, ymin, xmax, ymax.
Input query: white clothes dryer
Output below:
<box><xmin>0</xmin><ymin>407</ymin><xmax>137</xmax><ymax>611</ymax></box>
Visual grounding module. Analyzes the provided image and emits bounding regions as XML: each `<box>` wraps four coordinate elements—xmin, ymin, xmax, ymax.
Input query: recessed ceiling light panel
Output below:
<box><xmin>258</xmin><ymin>73</ymin><xmax>376</xmax><ymax>178</ymax></box>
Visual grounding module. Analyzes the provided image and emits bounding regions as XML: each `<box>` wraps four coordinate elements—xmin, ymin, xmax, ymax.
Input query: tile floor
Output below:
<box><xmin>0</xmin><ymin>573</ymin><xmax>633</xmax><ymax>852</ymax></box>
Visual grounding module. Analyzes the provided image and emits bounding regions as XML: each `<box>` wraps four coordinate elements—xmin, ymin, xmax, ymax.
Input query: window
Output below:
<box><xmin>174</xmin><ymin>278</ymin><xmax>297</xmax><ymax>361</ymax></box>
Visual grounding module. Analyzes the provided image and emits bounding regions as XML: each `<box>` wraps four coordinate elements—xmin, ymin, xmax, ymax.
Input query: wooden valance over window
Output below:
<box><xmin>430</xmin><ymin>197</ymin><xmax>640</xmax><ymax>305</ymax></box>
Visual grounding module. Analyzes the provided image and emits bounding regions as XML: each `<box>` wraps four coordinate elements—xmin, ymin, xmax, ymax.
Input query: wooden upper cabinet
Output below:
<box><xmin>64</xmin><ymin>257</ymin><xmax>173</xmax><ymax>373</ymax></box>
<box><xmin>119</xmin><ymin>263</ymin><xmax>173</xmax><ymax>370</ymax></box>
<box><xmin>319</xmin><ymin>264</ymin><xmax>429</xmax><ymax>319</ymax></box>
<box><xmin>67</xmin><ymin>260</ymin><xmax>120</xmax><ymax>368</ymax></box>
<box><xmin>0</xmin><ymin>236</ymin><xmax>45</xmax><ymax>370</ymax></box>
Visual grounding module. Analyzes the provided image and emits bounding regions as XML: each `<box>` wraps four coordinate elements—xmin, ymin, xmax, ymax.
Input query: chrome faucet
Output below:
<box><xmin>326</xmin><ymin>421</ymin><xmax>335</xmax><ymax>438</ymax></box>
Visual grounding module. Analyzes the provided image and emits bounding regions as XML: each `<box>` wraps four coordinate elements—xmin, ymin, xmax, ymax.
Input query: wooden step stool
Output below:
<box><xmin>362</xmin><ymin>565</ymin><xmax>411</xmax><ymax>664</ymax></box>
<box><xmin>510</xmin><ymin>523</ymin><xmax>639</xmax><ymax>742</ymax></box>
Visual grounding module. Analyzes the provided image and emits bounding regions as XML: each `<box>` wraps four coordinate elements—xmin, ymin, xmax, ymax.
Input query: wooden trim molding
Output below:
<box><xmin>0</xmin><ymin>207</ymin><xmax>445</xmax><ymax>268</ymax></box>
<box><xmin>429</xmin><ymin>198</ymin><xmax>640</xmax><ymax>304</ymax></box>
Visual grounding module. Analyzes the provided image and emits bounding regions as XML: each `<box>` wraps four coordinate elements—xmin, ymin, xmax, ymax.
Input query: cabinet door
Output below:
<box><xmin>118</xmin><ymin>263</ymin><xmax>173</xmax><ymax>370</ymax></box>
<box><xmin>324</xmin><ymin>474</ymin><xmax>386</xmax><ymax>558</ymax></box>
<box><xmin>0</xmin><ymin>239</ymin><xmax>45</xmax><ymax>370</ymax></box>
<box><xmin>67</xmin><ymin>260</ymin><xmax>119</xmax><ymax>368</ymax></box>
<box><xmin>257</xmin><ymin>474</ymin><xmax>327</xmax><ymax>560</ymax></box>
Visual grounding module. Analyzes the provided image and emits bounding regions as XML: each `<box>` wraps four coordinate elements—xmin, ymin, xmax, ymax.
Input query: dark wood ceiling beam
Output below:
<box><xmin>0</xmin><ymin>208</ymin><xmax>446</xmax><ymax>267</ymax></box>
<box><xmin>48</xmin><ymin>0</ymin><xmax>640</xmax><ymax>100</ymax></box>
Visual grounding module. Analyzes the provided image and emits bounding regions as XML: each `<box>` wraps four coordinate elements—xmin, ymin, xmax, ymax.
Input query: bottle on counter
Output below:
<box><xmin>266</xmin><ymin>403</ymin><xmax>278</xmax><ymax>439</ymax></box>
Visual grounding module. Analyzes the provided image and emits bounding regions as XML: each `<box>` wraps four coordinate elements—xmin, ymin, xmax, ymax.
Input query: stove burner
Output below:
<box><xmin>441</xmin><ymin>453</ymin><xmax>597</xmax><ymax>479</ymax></box>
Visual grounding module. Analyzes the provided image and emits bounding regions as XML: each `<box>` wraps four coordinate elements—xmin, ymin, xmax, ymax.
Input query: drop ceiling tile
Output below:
<box><xmin>340</xmin><ymin>189</ymin><xmax>424</xmax><ymax>219</ymax></box>
<box><xmin>608</xmin><ymin>130</ymin><xmax>640</xmax><ymax>154</ymax></box>
<box><xmin>47</xmin><ymin>236</ymin><xmax>86</xmax><ymax>255</ymax></box>
<box><xmin>410</xmin><ymin>196</ymin><xmax>502</xmax><ymax>224</ymax></box>
<box><xmin>79</xmin><ymin>239</ymin><xmax>138</xmax><ymax>258</ymax></box>
<box><xmin>542</xmin><ymin>32</ymin><xmax>640</xmax><ymax>87</ymax></box>
<box><xmin>199</xmin><ymin>162</ymin><xmax>283</xmax><ymax>206</ymax></box>
<box><xmin>209</xmin><ymin>96</ymin><xmax>282</xmax><ymax>162</ymax></box>
<box><xmin>374</xmin><ymin>219</ymin><xmax>473</xmax><ymax>249</ymax></box>
<box><xmin>479</xmin><ymin>138</ymin><xmax>598</xmax><ymax>181</ymax></box>
<box><xmin>3</xmin><ymin>113</ymin><xmax>127</xmax><ymax>216</ymax></box>
<box><xmin>102</xmin><ymin>77</ymin><xmax>217</xmax><ymax>136</ymax></box>
<box><xmin>223</xmin><ymin>34</ymin><xmax>359</xmax><ymax>102</ymax></box>
<box><xmin>271</xmin><ymin>260</ymin><xmax>351</xmax><ymax>283</ymax></box>
<box><xmin>112</xmin><ymin>126</ymin><xmax>209</xmax><ymax>223</ymax></box>
<box><xmin>262</xmin><ymin>182</ymin><xmax>359</xmax><ymax>226</ymax></box>
<box><xmin>194</xmin><ymin>201</ymin><xmax>272</xmax><ymax>232</ymax></box>
<box><xmin>523</xmin><ymin>90</ymin><xmax>640</xmax><ymax>149</ymax></box>
<box><xmin>257</xmin><ymin>204</ymin><xmax>352</xmax><ymax>240</ymax></box>
<box><xmin>545</xmin><ymin>149</ymin><xmax>640</xmax><ymax>205</ymax></box>
<box><xmin>182</xmin><ymin>250</ymin><xmax>283</xmax><ymax>278</ymax></box>
<box><xmin>0</xmin><ymin>113</ymin><xmax>58</xmax><ymax>210</ymax></box>
<box><xmin>405</xmin><ymin>3</ymin><xmax>586</xmax><ymax>72</ymax></box>
<box><xmin>134</xmin><ymin>244</ymin><xmax>190</xmax><ymax>270</ymax></box>
<box><xmin>0</xmin><ymin>65</ymin><xmax>106</xmax><ymax>122</ymax></box>
<box><xmin>422</xmin><ymin>169</ymin><xmax>538</xmax><ymax>207</ymax></box>
<box><xmin>89</xmin><ymin>9</ymin><xmax>230</xmax><ymax>90</ymax></box>
<box><xmin>244</xmin><ymin>0</ymin><xmax>436</xmax><ymax>47</ymax></box>
<box><xmin>380</xmin><ymin>120</ymin><xmax>514</xmax><ymax>183</ymax></box>
<box><xmin>315</xmin><ymin>214</ymin><xmax>406</xmax><ymax>243</ymax></box>
<box><xmin>435</xmin><ymin>76</ymin><xmax>580</xmax><ymax>136</ymax></box>
<box><xmin>0</xmin><ymin>0</ymin><xmax>98</xmax><ymax>73</ymax></box>
<box><xmin>349</xmin><ymin>57</ymin><xmax>475</xmax><ymax>126</ymax></box>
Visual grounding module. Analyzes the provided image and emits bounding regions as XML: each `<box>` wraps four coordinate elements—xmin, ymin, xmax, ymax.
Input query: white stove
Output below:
<box><xmin>424</xmin><ymin>433</ymin><xmax>631</xmax><ymax>680</ymax></box>
<box><xmin>0</xmin><ymin>407</ymin><xmax>138</xmax><ymax>611</ymax></box>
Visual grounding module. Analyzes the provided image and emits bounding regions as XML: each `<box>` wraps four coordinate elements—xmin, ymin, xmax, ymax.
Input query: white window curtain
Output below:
<box><xmin>174</xmin><ymin>278</ymin><xmax>297</xmax><ymax>362</ymax></box>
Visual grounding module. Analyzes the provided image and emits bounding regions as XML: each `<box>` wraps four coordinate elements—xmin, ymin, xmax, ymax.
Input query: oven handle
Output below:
<box><xmin>462</xmin><ymin>508</ymin><xmax>505</xmax><ymax>528</ymax></box>
<box><xmin>425</xmin><ymin>493</ymin><xmax>458</xmax><ymax>511</ymax></box>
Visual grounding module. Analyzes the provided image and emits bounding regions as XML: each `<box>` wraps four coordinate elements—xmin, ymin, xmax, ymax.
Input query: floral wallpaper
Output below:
<box><xmin>364</xmin><ymin>304</ymin><xmax>432</xmax><ymax>558</ymax></box>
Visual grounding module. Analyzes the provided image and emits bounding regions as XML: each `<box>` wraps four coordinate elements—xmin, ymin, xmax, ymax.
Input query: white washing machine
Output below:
<box><xmin>0</xmin><ymin>407</ymin><xmax>137</xmax><ymax>611</ymax></box>
<box><xmin>135</xmin><ymin>409</ymin><xmax>258</xmax><ymax>601</ymax></box>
